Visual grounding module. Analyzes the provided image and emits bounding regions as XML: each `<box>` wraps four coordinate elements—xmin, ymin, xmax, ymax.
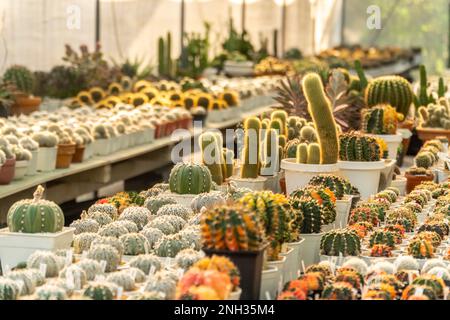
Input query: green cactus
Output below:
<box><xmin>240</xmin><ymin>117</ymin><xmax>261</xmax><ymax>179</ymax></box>
<box><xmin>7</xmin><ymin>185</ymin><xmax>65</xmax><ymax>233</ymax></box>
<box><xmin>199</xmin><ymin>132</ymin><xmax>224</xmax><ymax>185</ymax></box>
<box><xmin>366</xmin><ymin>75</ymin><xmax>413</xmax><ymax>117</ymax></box>
<box><xmin>261</xmin><ymin>129</ymin><xmax>279</xmax><ymax>175</ymax></box>
<box><xmin>302</xmin><ymin>73</ymin><xmax>339</xmax><ymax>164</ymax></box>
<box><xmin>83</xmin><ymin>282</ymin><xmax>114</xmax><ymax>300</ymax></box>
<box><xmin>128</xmin><ymin>254</ymin><xmax>162</xmax><ymax>274</ymax></box>
<box><xmin>416</xmin><ymin>65</ymin><xmax>435</xmax><ymax>108</ymax></box>
<box><xmin>284</xmin><ymin>138</ymin><xmax>301</xmax><ymax>159</ymax></box>
<box><xmin>361</xmin><ymin>104</ymin><xmax>398</xmax><ymax>135</ymax></box>
<box><xmin>290</xmin><ymin>197</ymin><xmax>323</xmax><ymax>234</ymax></box>
<box><xmin>269</xmin><ymin>118</ymin><xmax>283</xmax><ymax>134</ymax></box>
<box><xmin>169</xmin><ymin>162</ymin><xmax>212</xmax><ymax>194</ymax></box>
<box><xmin>415</xmin><ymin>151</ymin><xmax>434</xmax><ymax>169</ymax></box>
<box><xmin>307</xmin><ymin>143</ymin><xmax>320</xmax><ymax>164</ymax></box>
<box><xmin>0</xmin><ymin>278</ymin><xmax>19</xmax><ymax>300</ymax></box>
<box><xmin>300</xmin><ymin>125</ymin><xmax>317</xmax><ymax>142</ymax></box>
<box><xmin>296</xmin><ymin>143</ymin><xmax>308</xmax><ymax>164</ymax></box>
<box><xmin>270</xmin><ymin>110</ymin><xmax>288</xmax><ymax>136</ymax></box>
<box><xmin>308</xmin><ymin>174</ymin><xmax>356</xmax><ymax>200</ymax></box>
<box><xmin>154</xmin><ymin>234</ymin><xmax>186</xmax><ymax>258</ymax></box>
<box><xmin>87</xmin><ymin>244</ymin><xmax>120</xmax><ymax>272</ymax></box>
<box><xmin>320</xmin><ymin>229</ymin><xmax>361</xmax><ymax>256</ymax></box>
<box><xmin>369</xmin><ymin>230</ymin><xmax>396</xmax><ymax>249</ymax></box>
<box><xmin>120</xmin><ymin>233</ymin><xmax>150</xmax><ymax>256</ymax></box>
<box><xmin>223</xmin><ymin>148</ymin><xmax>234</xmax><ymax>179</ymax></box>
<box><xmin>339</xmin><ymin>132</ymin><xmax>381</xmax><ymax>162</ymax></box>
<box><xmin>3</xmin><ymin>65</ymin><xmax>35</xmax><ymax>95</ymax></box>
<box><xmin>438</xmin><ymin>77</ymin><xmax>447</xmax><ymax>98</ymax></box>
<box><xmin>354</xmin><ymin>60</ymin><xmax>368</xmax><ymax>91</ymax></box>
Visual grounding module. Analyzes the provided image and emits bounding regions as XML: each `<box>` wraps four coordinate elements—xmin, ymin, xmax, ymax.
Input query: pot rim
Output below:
<box><xmin>281</xmin><ymin>158</ymin><xmax>339</xmax><ymax>172</ymax></box>
<box><xmin>338</xmin><ymin>160</ymin><xmax>385</xmax><ymax>170</ymax></box>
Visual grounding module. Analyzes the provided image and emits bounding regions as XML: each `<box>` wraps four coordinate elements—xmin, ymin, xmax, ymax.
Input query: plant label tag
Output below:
<box><xmin>130</xmin><ymin>269</ymin><xmax>137</xmax><ymax>279</ymax></box>
<box><xmin>265</xmin><ymin>291</ymin><xmax>271</xmax><ymax>300</ymax></box>
<box><xmin>415</xmin><ymin>286</ymin><xmax>424</xmax><ymax>297</ymax></box>
<box><xmin>66</xmin><ymin>270</ymin><xmax>75</xmax><ymax>289</ymax></box>
<box><xmin>100</xmin><ymin>260</ymin><xmax>107</xmax><ymax>272</ymax></box>
<box><xmin>39</xmin><ymin>263</ymin><xmax>47</xmax><ymax>277</ymax></box>
<box><xmin>144</xmin><ymin>242</ymin><xmax>149</xmax><ymax>254</ymax></box>
<box><xmin>3</xmin><ymin>264</ymin><xmax>10</xmax><ymax>275</ymax></box>
<box><xmin>165</xmin><ymin>257</ymin><xmax>171</xmax><ymax>268</ymax></box>
<box><xmin>301</xmin><ymin>260</ymin><xmax>306</xmax><ymax>273</ymax></box>
<box><xmin>117</xmin><ymin>286</ymin><xmax>123</xmax><ymax>299</ymax></box>
<box><xmin>149</xmin><ymin>265</ymin><xmax>156</xmax><ymax>276</ymax></box>
<box><xmin>66</xmin><ymin>250</ymin><xmax>73</xmax><ymax>266</ymax></box>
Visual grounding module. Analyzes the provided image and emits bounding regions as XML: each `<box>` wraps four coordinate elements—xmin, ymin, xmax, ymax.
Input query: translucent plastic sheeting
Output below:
<box><xmin>0</xmin><ymin>0</ymin><xmax>342</xmax><ymax>72</ymax></box>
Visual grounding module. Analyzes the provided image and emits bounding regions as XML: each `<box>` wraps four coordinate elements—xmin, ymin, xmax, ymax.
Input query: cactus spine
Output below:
<box><xmin>302</xmin><ymin>73</ymin><xmax>339</xmax><ymax>164</ymax></box>
<box><xmin>240</xmin><ymin>117</ymin><xmax>261</xmax><ymax>179</ymax></box>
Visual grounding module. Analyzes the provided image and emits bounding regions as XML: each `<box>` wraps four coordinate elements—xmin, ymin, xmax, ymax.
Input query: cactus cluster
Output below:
<box><xmin>120</xmin><ymin>233</ymin><xmax>150</xmax><ymax>256</ymax></box>
<box><xmin>201</xmin><ymin>204</ymin><xmax>266</xmax><ymax>251</ymax></box>
<box><xmin>418</xmin><ymin>98</ymin><xmax>450</xmax><ymax>129</ymax></box>
<box><xmin>3</xmin><ymin>65</ymin><xmax>35</xmax><ymax>94</ymax></box>
<box><xmin>118</xmin><ymin>206</ymin><xmax>149</xmax><ymax>231</ymax></box>
<box><xmin>128</xmin><ymin>254</ymin><xmax>161</xmax><ymax>274</ymax></box>
<box><xmin>320</xmin><ymin>229</ymin><xmax>361</xmax><ymax>257</ymax></box>
<box><xmin>365</xmin><ymin>75</ymin><xmax>413</xmax><ymax>117</ymax></box>
<box><xmin>199</xmin><ymin>132</ymin><xmax>234</xmax><ymax>184</ymax></box>
<box><xmin>361</xmin><ymin>104</ymin><xmax>400</xmax><ymax>135</ymax></box>
<box><xmin>339</xmin><ymin>132</ymin><xmax>382</xmax><ymax>162</ymax></box>
<box><xmin>240</xmin><ymin>117</ymin><xmax>262</xmax><ymax>178</ymax></box>
<box><xmin>169</xmin><ymin>162</ymin><xmax>212</xmax><ymax>195</ymax></box>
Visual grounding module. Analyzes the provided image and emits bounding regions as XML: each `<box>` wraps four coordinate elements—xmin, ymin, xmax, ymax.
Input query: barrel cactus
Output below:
<box><xmin>120</xmin><ymin>233</ymin><xmax>150</xmax><ymax>256</ymax></box>
<box><xmin>369</xmin><ymin>230</ymin><xmax>396</xmax><ymax>249</ymax></box>
<box><xmin>175</xmin><ymin>248</ymin><xmax>204</xmax><ymax>270</ymax></box>
<box><xmin>35</xmin><ymin>285</ymin><xmax>68</xmax><ymax>300</ymax></box>
<box><xmin>144</xmin><ymin>272</ymin><xmax>177</xmax><ymax>299</ymax></box>
<box><xmin>322</xmin><ymin>282</ymin><xmax>356</xmax><ymax>300</ymax></box>
<box><xmin>7</xmin><ymin>185</ymin><xmax>64</xmax><ymax>233</ymax></box>
<box><xmin>83</xmin><ymin>282</ymin><xmax>115</xmax><ymax>300</ymax></box>
<box><xmin>125</xmin><ymin>267</ymin><xmax>146</xmax><ymax>283</ymax></box>
<box><xmin>290</xmin><ymin>196</ymin><xmax>323</xmax><ymax>234</ymax></box>
<box><xmin>201</xmin><ymin>204</ymin><xmax>265</xmax><ymax>251</ymax></box>
<box><xmin>118</xmin><ymin>206</ymin><xmax>150</xmax><ymax>231</ymax></box>
<box><xmin>0</xmin><ymin>278</ymin><xmax>19</xmax><ymax>300</ymax></box>
<box><xmin>348</xmin><ymin>206</ymin><xmax>380</xmax><ymax>226</ymax></box>
<box><xmin>87</xmin><ymin>244</ymin><xmax>120</xmax><ymax>272</ymax></box>
<box><xmin>3</xmin><ymin>65</ymin><xmax>35</xmax><ymax>94</ymax></box>
<box><xmin>179</xmin><ymin>226</ymin><xmax>201</xmax><ymax>250</ymax></box>
<box><xmin>320</xmin><ymin>229</ymin><xmax>361</xmax><ymax>257</ymax></box>
<box><xmin>146</xmin><ymin>216</ymin><xmax>176</xmax><ymax>235</ymax></box>
<box><xmin>290</xmin><ymin>186</ymin><xmax>336</xmax><ymax>225</ymax></box>
<box><xmin>128</xmin><ymin>254</ymin><xmax>162</xmax><ymax>274</ymax></box>
<box><xmin>140</xmin><ymin>227</ymin><xmax>164</xmax><ymax>249</ymax></box>
<box><xmin>168</xmin><ymin>162</ymin><xmax>212</xmax><ymax>195</ymax></box>
<box><xmin>90</xmin><ymin>236</ymin><xmax>124</xmax><ymax>258</ymax></box>
<box><xmin>73</xmin><ymin>233</ymin><xmax>100</xmax><ymax>254</ymax></box>
<box><xmin>157</xmin><ymin>204</ymin><xmax>191</xmax><ymax>221</ymax></box>
<box><xmin>411</xmin><ymin>275</ymin><xmax>445</xmax><ymax>299</ymax></box>
<box><xmin>191</xmin><ymin>192</ymin><xmax>226</xmax><ymax>213</ymax></box>
<box><xmin>339</xmin><ymin>131</ymin><xmax>382</xmax><ymax>162</ymax></box>
<box><xmin>154</xmin><ymin>234</ymin><xmax>187</xmax><ymax>258</ymax></box>
<box><xmin>106</xmin><ymin>271</ymin><xmax>136</xmax><ymax>291</ymax></box>
<box><xmin>361</xmin><ymin>104</ymin><xmax>399</xmax><ymax>135</ymax></box>
<box><xmin>69</xmin><ymin>216</ymin><xmax>100</xmax><ymax>235</ymax></box>
<box><xmin>76</xmin><ymin>259</ymin><xmax>104</xmax><ymax>281</ymax></box>
<box><xmin>308</xmin><ymin>174</ymin><xmax>356</xmax><ymax>200</ymax></box>
<box><xmin>6</xmin><ymin>270</ymin><xmax>35</xmax><ymax>296</ymax></box>
<box><xmin>87</xmin><ymin>203</ymin><xmax>118</xmax><ymax>220</ymax></box>
<box><xmin>85</xmin><ymin>211</ymin><xmax>113</xmax><ymax>226</ymax></box>
<box><xmin>407</xmin><ymin>239</ymin><xmax>434</xmax><ymax>259</ymax></box>
<box><xmin>98</xmin><ymin>222</ymin><xmax>129</xmax><ymax>238</ymax></box>
<box><xmin>144</xmin><ymin>196</ymin><xmax>177</xmax><ymax>215</ymax></box>
<box><xmin>27</xmin><ymin>251</ymin><xmax>63</xmax><ymax>278</ymax></box>
<box><xmin>59</xmin><ymin>265</ymin><xmax>87</xmax><ymax>290</ymax></box>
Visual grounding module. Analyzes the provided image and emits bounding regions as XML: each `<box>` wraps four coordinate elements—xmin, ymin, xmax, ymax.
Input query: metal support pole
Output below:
<box><xmin>95</xmin><ymin>0</ymin><xmax>100</xmax><ymax>45</ymax></box>
<box><xmin>242</xmin><ymin>0</ymin><xmax>246</xmax><ymax>32</ymax></box>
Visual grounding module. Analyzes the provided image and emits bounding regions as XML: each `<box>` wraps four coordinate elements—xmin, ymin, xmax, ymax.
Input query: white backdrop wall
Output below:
<box><xmin>0</xmin><ymin>0</ymin><xmax>342</xmax><ymax>72</ymax></box>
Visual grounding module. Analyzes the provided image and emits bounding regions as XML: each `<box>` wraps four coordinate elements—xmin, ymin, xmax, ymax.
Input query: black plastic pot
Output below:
<box><xmin>202</xmin><ymin>246</ymin><xmax>266</xmax><ymax>300</ymax></box>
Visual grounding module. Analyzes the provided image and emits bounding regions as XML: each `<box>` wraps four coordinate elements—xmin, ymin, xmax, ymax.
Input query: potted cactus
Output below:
<box><xmin>417</xmin><ymin>98</ymin><xmax>450</xmax><ymax>141</ymax></box>
<box><xmin>166</xmin><ymin>162</ymin><xmax>213</xmax><ymax>207</ymax></box>
<box><xmin>92</xmin><ymin>123</ymin><xmax>112</xmax><ymax>156</ymax></box>
<box><xmin>319</xmin><ymin>229</ymin><xmax>361</xmax><ymax>263</ymax></box>
<box><xmin>230</xmin><ymin>116</ymin><xmax>267</xmax><ymax>190</ymax></box>
<box><xmin>0</xmin><ymin>138</ymin><xmax>16</xmax><ymax>185</ymax></box>
<box><xmin>11</xmin><ymin>145</ymin><xmax>32</xmax><ymax>180</ymax></box>
<box><xmin>3</xmin><ymin>65</ymin><xmax>41</xmax><ymax>115</ymax></box>
<box><xmin>32</xmin><ymin>131</ymin><xmax>58</xmax><ymax>172</ymax></box>
<box><xmin>56</xmin><ymin>133</ymin><xmax>76</xmax><ymax>169</ymax></box>
<box><xmin>405</xmin><ymin>167</ymin><xmax>434</xmax><ymax>194</ymax></box>
<box><xmin>0</xmin><ymin>185</ymin><xmax>74</xmax><ymax>271</ymax></box>
<box><xmin>281</xmin><ymin>73</ymin><xmax>340</xmax><ymax>195</ymax></box>
<box><xmin>19</xmin><ymin>136</ymin><xmax>39</xmax><ymax>176</ymax></box>
<box><xmin>201</xmin><ymin>203</ymin><xmax>267</xmax><ymax>300</ymax></box>
<box><xmin>337</xmin><ymin>131</ymin><xmax>386</xmax><ymax>200</ymax></box>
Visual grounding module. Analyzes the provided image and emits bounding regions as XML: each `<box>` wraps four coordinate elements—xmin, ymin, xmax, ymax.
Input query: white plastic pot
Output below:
<box><xmin>390</xmin><ymin>176</ymin><xmax>407</xmax><ymax>196</ymax></box>
<box><xmin>280</xmin><ymin>247</ymin><xmax>297</xmax><ymax>283</ymax></box>
<box><xmin>297</xmin><ymin>233</ymin><xmax>324</xmax><ymax>268</ymax></box>
<box><xmin>281</xmin><ymin>159</ymin><xmax>339</xmax><ymax>196</ymax></box>
<box><xmin>83</xmin><ymin>143</ymin><xmax>93</xmax><ymax>161</ymax></box>
<box><xmin>266</xmin><ymin>256</ymin><xmax>286</xmax><ymax>291</ymax></box>
<box><xmin>26</xmin><ymin>149</ymin><xmax>39</xmax><ymax>176</ymax></box>
<box><xmin>13</xmin><ymin>160</ymin><xmax>29</xmax><ymax>180</ymax></box>
<box><xmin>334</xmin><ymin>196</ymin><xmax>353</xmax><ymax>228</ymax></box>
<box><xmin>0</xmin><ymin>227</ymin><xmax>75</xmax><ymax>271</ymax></box>
<box><xmin>286</xmin><ymin>238</ymin><xmax>305</xmax><ymax>274</ymax></box>
<box><xmin>262</xmin><ymin>172</ymin><xmax>281</xmax><ymax>193</ymax></box>
<box><xmin>338</xmin><ymin>160</ymin><xmax>385</xmax><ymax>200</ymax></box>
<box><xmin>373</xmin><ymin>133</ymin><xmax>402</xmax><ymax>160</ymax></box>
<box><xmin>37</xmin><ymin>146</ymin><xmax>57</xmax><ymax>172</ymax></box>
<box><xmin>259</xmin><ymin>266</ymin><xmax>280</xmax><ymax>300</ymax></box>
<box><xmin>94</xmin><ymin>139</ymin><xmax>111</xmax><ymax>156</ymax></box>
<box><xmin>229</xmin><ymin>176</ymin><xmax>267</xmax><ymax>191</ymax></box>
<box><xmin>227</xmin><ymin>288</ymin><xmax>242</xmax><ymax>300</ymax></box>
<box><xmin>164</xmin><ymin>192</ymin><xmax>197</xmax><ymax>209</ymax></box>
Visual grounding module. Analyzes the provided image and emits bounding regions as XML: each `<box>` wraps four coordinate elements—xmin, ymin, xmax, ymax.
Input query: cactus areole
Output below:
<box><xmin>7</xmin><ymin>185</ymin><xmax>65</xmax><ymax>233</ymax></box>
<box><xmin>169</xmin><ymin>163</ymin><xmax>212</xmax><ymax>195</ymax></box>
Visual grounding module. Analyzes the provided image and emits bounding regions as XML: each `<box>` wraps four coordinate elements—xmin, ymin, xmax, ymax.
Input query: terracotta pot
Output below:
<box><xmin>11</xmin><ymin>95</ymin><xmax>41</xmax><ymax>115</ymax></box>
<box><xmin>0</xmin><ymin>158</ymin><xmax>16</xmax><ymax>185</ymax></box>
<box><xmin>56</xmin><ymin>144</ymin><xmax>76</xmax><ymax>169</ymax></box>
<box><xmin>417</xmin><ymin>127</ymin><xmax>450</xmax><ymax>142</ymax></box>
<box><xmin>279</xmin><ymin>177</ymin><xmax>286</xmax><ymax>195</ymax></box>
<box><xmin>72</xmin><ymin>145</ymin><xmax>86</xmax><ymax>163</ymax></box>
<box><xmin>405</xmin><ymin>172</ymin><xmax>434</xmax><ymax>194</ymax></box>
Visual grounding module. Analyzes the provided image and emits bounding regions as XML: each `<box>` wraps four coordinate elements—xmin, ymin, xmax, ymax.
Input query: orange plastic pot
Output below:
<box><xmin>56</xmin><ymin>144</ymin><xmax>76</xmax><ymax>169</ymax></box>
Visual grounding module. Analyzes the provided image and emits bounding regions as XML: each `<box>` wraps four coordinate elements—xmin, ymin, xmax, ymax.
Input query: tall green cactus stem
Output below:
<box><xmin>261</xmin><ymin>129</ymin><xmax>279</xmax><ymax>175</ymax></box>
<box><xmin>269</xmin><ymin>119</ymin><xmax>283</xmax><ymax>135</ymax></box>
<box><xmin>241</xmin><ymin>117</ymin><xmax>261</xmax><ymax>179</ymax></box>
<box><xmin>354</xmin><ymin>60</ymin><xmax>368</xmax><ymax>91</ymax></box>
<box><xmin>302</xmin><ymin>73</ymin><xmax>339</xmax><ymax>164</ymax></box>
<box><xmin>438</xmin><ymin>77</ymin><xmax>447</xmax><ymax>98</ymax></box>
<box><xmin>223</xmin><ymin>148</ymin><xmax>234</xmax><ymax>179</ymax></box>
<box><xmin>270</xmin><ymin>110</ymin><xmax>288</xmax><ymax>136</ymax></box>
<box><xmin>296</xmin><ymin>143</ymin><xmax>308</xmax><ymax>164</ymax></box>
<box><xmin>418</xmin><ymin>65</ymin><xmax>434</xmax><ymax>107</ymax></box>
<box><xmin>307</xmin><ymin>143</ymin><xmax>320</xmax><ymax>164</ymax></box>
<box><xmin>158</xmin><ymin>37</ymin><xmax>166</xmax><ymax>77</ymax></box>
<box><xmin>199</xmin><ymin>132</ymin><xmax>224</xmax><ymax>185</ymax></box>
<box><xmin>169</xmin><ymin>163</ymin><xmax>212</xmax><ymax>194</ymax></box>
<box><xmin>366</xmin><ymin>76</ymin><xmax>413</xmax><ymax>117</ymax></box>
<box><xmin>166</xmin><ymin>32</ymin><xmax>172</xmax><ymax>78</ymax></box>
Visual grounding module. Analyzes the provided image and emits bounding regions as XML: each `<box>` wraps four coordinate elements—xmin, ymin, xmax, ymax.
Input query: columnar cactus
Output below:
<box><xmin>120</xmin><ymin>233</ymin><xmax>150</xmax><ymax>256</ymax></box>
<box><xmin>361</xmin><ymin>104</ymin><xmax>399</xmax><ymax>135</ymax></box>
<box><xmin>87</xmin><ymin>244</ymin><xmax>121</xmax><ymax>272</ymax></box>
<box><xmin>72</xmin><ymin>232</ymin><xmax>100</xmax><ymax>254</ymax></box>
<box><xmin>271</xmin><ymin>110</ymin><xmax>288</xmax><ymax>136</ymax></box>
<box><xmin>128</xmin><ymin>254</ymin><xmax>162</xmax><ymax>274</ymax></box>
<box><xmin>118</xmin><ymin>206</ymin><xmax>150</xmax><ymax>231</ymax></box>
<box><xmin>7</xmin><ymin>185</ymin><xmax>65</xmax><ymax>233</ymax></box>
<box><xmin>302</xmin><ymin>73</ymin><xmax>339</xmax><ymax>164</ymax></box>
<box><xmin>260</xmin><ymin>129</ymin><xmax>280</xmax><ymax>175</ymax></box>
<box><xmin>201</xmin><ymin>204</ymin><xmax>266</xmax><ymax>252</ymax></box>
<box><xmin>76</xmin><ymin>259</ymin><xmax>104</xmax><ymax>281</ymax></box>
<box><xmin>199</xmin><ymin>132</ymin><xmax>224</xmax><ymax>185</ymax></box>
<box><xmin>83</xmin><ymin>282</ymin><xmax>115</xmax><ymax>300</ymax></box>
<box><xmin>3</xmin><ymin>65</ymin><xmax>35</xmax><ymax>94</ymax></box>
<box><xmin>320</xmin><ymin>229</ymin><xmax>361</xmax><ymax>256</ymax></box>
<box><xmin>35</xmin><ymin>285</ymin><xmax>68</xmax><ymax>300</ymax></box>
<box><xmin>365</xmin><ymin>75</ymin><xmax>414</xmax><ymax>117</ymax></box>
<box><xmin>169</xmin><ymin>162</ymin><xmax>212</xmax><ymax>195</ymax></box>
<box><xmin>0</xmin><ymin>278</ymin><xmax>19</xmax><ymax>300</ymax></box>
<box><xmin>339</xmin><ymin>132</ymin><xmax>382</xmax><ymax>162</ymax></box>
<box><xmin>106</xmin><ymin>271</ymin><xmax>136</xmax><ymax>291</ymax></box>
<box><xmin>239</xmin><ymin>191</ymin><xmax>296</xmax><ymax>260</ymax></box>
<box><xmin>156</xmin><ymin>204</ymin><xmax>191</xmax><ymax>221</ymax></box>
<box><xmin>27</xmin><ymin>251</ymin><xmax>63</xmax><ymax>278</ymax></box>
<box><xmin>241</xmin><ymin>117</ymin><xmax>261</xmax><ymax>179</ymax></box>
